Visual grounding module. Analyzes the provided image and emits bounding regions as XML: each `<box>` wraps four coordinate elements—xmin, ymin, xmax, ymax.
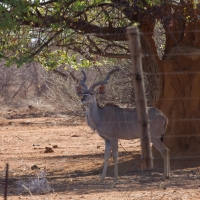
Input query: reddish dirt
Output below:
<box><xmin>1</xmin><ymin>108</ymin><xmax>200</xmax><ymax>199</ymax></box>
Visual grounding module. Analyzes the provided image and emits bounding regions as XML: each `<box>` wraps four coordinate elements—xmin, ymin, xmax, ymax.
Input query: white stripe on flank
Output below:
<box><xmin>124</xmin><ymin>109</ymin><xmax>131</xmax><ymax>133</ymax></box>
<box><xmin>117</xmin><ymin>109</ymin><xmax>123</xmax><ymax>131</ymax></box>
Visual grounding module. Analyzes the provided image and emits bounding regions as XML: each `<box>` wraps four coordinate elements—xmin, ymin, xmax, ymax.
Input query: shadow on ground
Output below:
<box><xmin>1</xmin><ymin>151</ymin><xmax>200</xmax><ymax>197</ymax></box>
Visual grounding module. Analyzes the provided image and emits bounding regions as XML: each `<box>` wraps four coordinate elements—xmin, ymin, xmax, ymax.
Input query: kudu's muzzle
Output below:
<box><xmin>81</xmin><ymin>94</ymin><xmax>91</xmax><ymax>104</ymax></box>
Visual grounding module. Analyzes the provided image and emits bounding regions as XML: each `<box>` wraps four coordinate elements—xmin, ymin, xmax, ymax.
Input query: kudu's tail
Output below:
<box><xmin>161</xmin><ymin>117</ymin><xmax>168</xmax><ymax>142</ymax></box>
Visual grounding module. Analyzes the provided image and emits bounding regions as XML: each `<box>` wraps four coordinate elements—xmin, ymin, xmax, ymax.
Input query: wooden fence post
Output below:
<box><xmin>126</xmin><ymin>26</ymin><xmax>153</xmax><ymax>169</ymax></box>
<box><xmin>4</xmin><ymin>163</ymin><xmax>9</xmax><ymax>200</ymax></box>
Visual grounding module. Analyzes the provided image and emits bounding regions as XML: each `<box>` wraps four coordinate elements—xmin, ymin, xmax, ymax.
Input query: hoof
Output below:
<box><xmin>113</xmin><ymin>177</ymin><xmax>118</xmax><ymax>183</ymax></box>
<box><xmin>160</xmin><ymin>178</ymin><xmax>171</xmax><ymax>189</ymax></box>
<box><xmin>163</xmin><ymin>176</ymin><xmax>170</xmax><ymax>181</ymax></box>
<box><xmin>100</xmin><ymin>178</ymin><xmax>104</xmax><ymax>183</ymax></box>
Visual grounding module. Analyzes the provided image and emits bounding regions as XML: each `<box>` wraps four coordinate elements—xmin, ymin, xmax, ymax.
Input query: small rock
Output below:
<box><xmin>28</xmin><ymin>105</ymin><xmax>33</xmax><ymax>109</ymax></box>
<box><xmin>31</xmin><ymin>165</ymin><xmax>40</xmax><ymax>170</ymax></box>
<box><xmin>52</xmin><ymin>145</ymin><xmax>58</xmax><ymax>148</ymax></box>
<box><xmin>71</xmin><ymin>135</ymin><xmax>79</xmax><ymax>137</ymax></box>
<box><xmin>44</xmin><ymin>147</ymin><xmax>54</xmax><ymax>153</ymax></box>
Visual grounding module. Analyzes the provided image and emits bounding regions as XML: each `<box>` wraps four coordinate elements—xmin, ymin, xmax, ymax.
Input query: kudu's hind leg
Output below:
<box><xmin>152</xmin><ymin>138</ymin><xmax>170</xmax><ymax>179</ymax></box>
<box><xmin>101</xmin><ymin>140</ymin><xmax>111</xmax><ymax>182</ymax></box>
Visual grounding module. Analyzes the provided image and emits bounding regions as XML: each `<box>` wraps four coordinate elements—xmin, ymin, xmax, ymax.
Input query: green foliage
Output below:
<box><xmin>36</xmin><ymin>49</ymin><xmax>102</xmax><ymax>70</ymax></box>
<box><xmin>0</xmin><ymin>0</ymin><xmax>197</xmax><ymax>69</ymax></box>
<box><xmin>0</xmin><ymin>0</ymin><xmax>33</xmax><ymax>31</ymax></box>
<box><xmin>0</xmin><ymin>0</ymin><xmax>114</xmax><ymax>68</ymax></box>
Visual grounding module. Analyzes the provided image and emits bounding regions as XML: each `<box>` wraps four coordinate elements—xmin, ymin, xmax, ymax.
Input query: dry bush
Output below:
<box><xmin>0</xmin><ymin>56</ymin><xmax>159</xmax><ymax>114</ymax></box>
<box><xmin>44</xmin><ymin>63</ymin><xmax>135</xmax><ymax>114</ymax></box>
<box><xmin>0</xmin><ymin>62</ymin><xmax>48</xmax><ymax>109</ymax></box>
<box><xmin>17</xmin><ymin>171</ymin><xmax>53</xmax><ymax>195</ymax></box>
<box><xmin>44</xmin><ymin>59</ymin><xmax>158</xmax><ymax>113</ymax></box>
<box><xmin>44</xmin><ymin>69</ymin><xmax>82</xmax><ymax>114</ymax></box>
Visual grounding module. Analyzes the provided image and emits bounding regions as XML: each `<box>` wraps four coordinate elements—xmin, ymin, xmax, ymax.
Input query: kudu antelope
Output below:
<box><xmin>75</xmin><ymin>68</ymin><xmax>170</xmax><ymax>182</ymax></box>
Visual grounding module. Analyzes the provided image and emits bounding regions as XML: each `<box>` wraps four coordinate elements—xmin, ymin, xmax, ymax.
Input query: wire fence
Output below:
<box><xmin>1</xmin><ymin>28</ymin><xmax>200</xmax><ymax>198</ymax></box>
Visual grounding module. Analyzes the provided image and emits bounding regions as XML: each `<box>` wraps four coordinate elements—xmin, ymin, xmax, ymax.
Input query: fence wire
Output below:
<box><xmin>0</xmin><ymin>28</ymin><xmax>200</xmax><ymax>199</ymax></box>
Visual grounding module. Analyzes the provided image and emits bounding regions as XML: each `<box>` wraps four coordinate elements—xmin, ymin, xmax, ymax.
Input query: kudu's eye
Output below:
<box><xmin>90</xmin><ymin>92</ymin><xmax>93</xmax><ymax>95</ymax></box>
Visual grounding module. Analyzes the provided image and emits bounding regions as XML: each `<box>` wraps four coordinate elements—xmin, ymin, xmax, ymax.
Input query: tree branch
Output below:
<box><xmin>29</xmin><ymin>29</ymin><xmax>63</xmax><ymax>58</ymax></box>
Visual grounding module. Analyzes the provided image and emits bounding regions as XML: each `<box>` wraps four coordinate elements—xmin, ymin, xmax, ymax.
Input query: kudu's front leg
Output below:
<box><xmin>111</xmin><ymin>139</ymin><xmax>119</xmax><ymax>182</ymax></box>
<box><xmin>101</xmin><ymin>140</ymin><xmax>111</xmax><ymax>182</ymax></box>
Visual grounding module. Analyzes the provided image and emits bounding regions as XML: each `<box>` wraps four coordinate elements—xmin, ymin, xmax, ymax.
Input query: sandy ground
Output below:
<box><xmin>1</xmin><ymin>108</ymin><xmax>200</xmax><ymax>199</ymax></box>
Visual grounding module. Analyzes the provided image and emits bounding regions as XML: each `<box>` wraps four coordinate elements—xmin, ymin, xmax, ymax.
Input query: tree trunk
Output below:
<box><xmin>156</xmin><ymin>57</ymin><xmax>200</xmax><ymax>153</ymax></box>
<box><xmin>155</xmin><ymin>21</ymin><xmax>200</xmax><ymax>154</ymax></box>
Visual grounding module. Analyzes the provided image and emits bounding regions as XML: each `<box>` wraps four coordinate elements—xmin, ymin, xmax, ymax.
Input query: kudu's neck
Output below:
<box><xmin>87</xmin><ymin>96</ymin><xmax>101</xmax><ymax>121</ymax></box>
<box><xmin>87</xmin><ymin>96</ymin><xmax>98</xmax><ymax>111</ymax></box>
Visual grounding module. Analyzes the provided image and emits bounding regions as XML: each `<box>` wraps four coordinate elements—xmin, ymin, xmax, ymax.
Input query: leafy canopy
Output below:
<box><xmin>0</xmin><ymin>0</ymin><xmax>198</xmax><ymax>68</ymax></box>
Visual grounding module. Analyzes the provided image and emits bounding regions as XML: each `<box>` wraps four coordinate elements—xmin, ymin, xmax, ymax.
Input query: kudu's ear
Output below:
<box><xmin>75</xmin><ymin>85</ymin><xmax>83</xmax><ymax>95</ymax></box>
<box><xmin>96</xmin><ymin>85</ymin><xmax>107</xmax><ymax>94</ymax></box>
